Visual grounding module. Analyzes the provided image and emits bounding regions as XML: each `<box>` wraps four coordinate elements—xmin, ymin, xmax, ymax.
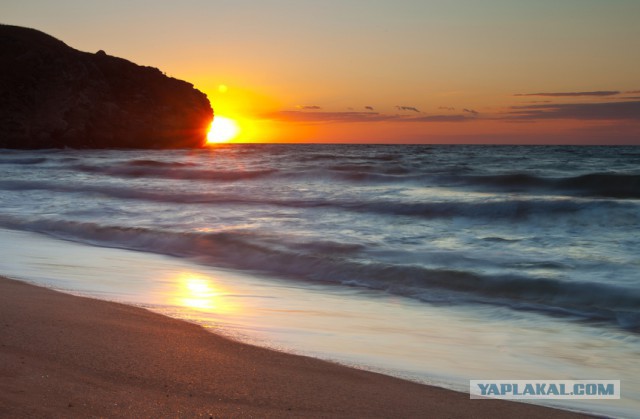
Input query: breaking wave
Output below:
<box><xmin>2</xmin><ymin>145</ymin><xmax>639</xmax><ymax>337</ymax></box>
<box><xmin>459</xmin><ymin>173</ymin><xmax>640</xmax><ymax>198</ymax></box>
<box><xmin>1</xmin><ymin>179</ymin><xmax>637</xmax><ymax>221</ymax></box>
<box><xmin>0</xmin><ymin>215</ymin><xmax>638</xmax><ymax>330</ymax></box>
<box><xmin>72</xmin><ymin>163</ymin><xmax>278</xmax><ymax>182</ymax></box>
<box><xmin>54</xmin><ymin>154</ymin><xmax>640</xmax><ymax>200</ymax></box>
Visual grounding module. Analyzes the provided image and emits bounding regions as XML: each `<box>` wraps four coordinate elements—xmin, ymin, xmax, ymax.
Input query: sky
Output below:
<box><xmin>3</xmin><ymin>0</ymin><xmax>640</xmax><ymax>144</ymax></box>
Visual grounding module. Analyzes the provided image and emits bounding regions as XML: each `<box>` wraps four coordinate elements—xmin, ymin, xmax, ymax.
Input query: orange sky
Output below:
<box><xmin>3</xmin><ymin>0</ymin><xmax>640</xmax><ymax>144</ymax></box>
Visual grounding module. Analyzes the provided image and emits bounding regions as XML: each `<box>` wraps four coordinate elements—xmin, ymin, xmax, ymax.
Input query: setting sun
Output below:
<box><xmin>207</xmin><ymin>116</ymin><xmax>239</xmax><ymax>144</ymax></box>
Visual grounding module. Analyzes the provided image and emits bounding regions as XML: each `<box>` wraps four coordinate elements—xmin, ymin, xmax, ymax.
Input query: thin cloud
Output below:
<box><xmin>438</xmin><ymin>106</ymin><xmax>455</xmax><ymax>111</ymax></box>
<box><xmin>407</xmin><ymin>115</ymin><xmax>469</xmax><ymax>122</ymax></box>
<box><xmin>297</xmin><ymin>105</ymin><xmax>322</xmax><ymax>110</ymax></box>
<box><xmin>515</xmin><ymin>91</ymin><xmax>620</xmax><ymax>97</ymax></box>
<box><xmin>267</xmin><ymin>111</ymin><xmax>471</xmax><ymax>123</ymax></box>
<box><xmin>396</xmin><ymin>106</ymin><xmax>421</xmax><ymax>113</ymax></box>
<box><xmin>272</xmin><ymin>111</ymin><xmax>387</xmax><ymax>123</ymax></box>
<box><xmin>463</xmin><ymin>108</ymin><xmax>479</xmax><ymax>115</ymax></box>
<box><xmin>508</xmin><ymin>101</ymin><xmax>640</xmax><ymax>121</ymax></box>
<box><xmin>364</xmin><ymin>106</ymin><xmax>374</xmax><ymax>111</ymax></box>
<box><xmin>626</xmin><ymin>90</ymin><xmax>640</xmax><ymax>94</ymax></box>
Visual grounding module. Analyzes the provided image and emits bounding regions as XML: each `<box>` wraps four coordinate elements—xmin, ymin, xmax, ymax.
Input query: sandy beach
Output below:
<box><xmin>0</xmin><ymin>276</ymin><xmax>588</xmax><ymax>418</ymax></box>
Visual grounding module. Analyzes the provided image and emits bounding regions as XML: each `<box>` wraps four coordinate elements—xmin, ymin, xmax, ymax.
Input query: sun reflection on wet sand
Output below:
<box><xmin>172</xmin><ymin>274</ymin><xmax>237</xmax><ymax>313</ymax></box>
<box><xmin>4</xmin><ymin>227</ymin><xmax>640</xmax><ymax>417</ymax></box>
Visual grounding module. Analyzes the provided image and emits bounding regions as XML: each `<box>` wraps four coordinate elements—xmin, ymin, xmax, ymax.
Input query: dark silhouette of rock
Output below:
<box><xmin>0</xmin><ymin>24</ymin><xmax>213</xmax><ymax>148</ymax></box>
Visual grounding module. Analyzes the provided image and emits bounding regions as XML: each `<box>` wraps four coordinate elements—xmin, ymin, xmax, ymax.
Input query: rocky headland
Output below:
<box><xmin>0</xmin><ymin>24</ymin><xmax>213</xmax><ymax>148</ymax></box>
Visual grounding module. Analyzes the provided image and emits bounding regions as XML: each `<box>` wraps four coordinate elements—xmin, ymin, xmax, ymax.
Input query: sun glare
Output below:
<box><xmin>172</xmin><ymin>274</ymin><xmax>236</xmax><ymax>313</ymax></box>
<box><xmin>207</xmin><ymin>116</ymin><xmax>239</xmax><ymax>144</ymax></box>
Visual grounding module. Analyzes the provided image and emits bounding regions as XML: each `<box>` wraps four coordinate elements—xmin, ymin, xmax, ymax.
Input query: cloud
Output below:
<box><xmin>508</xmin><ymin>101</ymin><xmax>640</xmax><ymax>121</ymax></box>
<box><xmin>396</xmin><ymin>106</ymin><xmax>421</xmax><ymax>113</ymax></box>
<box><xmin>297</xmin><ymin>105</ymin><xmax>322</xmax><ymax>110</ymax></box>
<box><xmin>407</xmin><ymin>115</ymin><xmax>469</xmax><ymax>122</ymax></box>
<box><xmin>463</xmin><ymin>108</ymin><xmax>479</xmax><ymax>115</ymax></box>
<box><xmin>364</xmin><ymin>106</ymin><xmax>374</xmax><ymax>111</ymax></box>
<box><xmin>438</xmin><ymin>106</ymin><xmax>455</xmax><ymax>111</ymax></box>
<box><xmin>515</xmin><ymin>91</ymin><xmax>620</xmax><ymax>97</ymax></box>
<box><xmin>272</xmin><ymin>111</ymin><xmax>388</xmax><ymax>123</ymax></box>
<box><xmin>267</xmin><ymin>111</ymin><xmax>472</xmax><ymax>124</ymax></box>
<box><xmin>626</xmin><ymin>90</ymin><xmax>640</xmax><ymax>94</ymax></box>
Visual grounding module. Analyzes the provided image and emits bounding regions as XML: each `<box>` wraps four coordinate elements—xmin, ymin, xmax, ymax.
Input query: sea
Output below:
<box><xmin>1</xmin><ymin>144</ymin><xmax>638</xmax><ymax>417</ymax></box>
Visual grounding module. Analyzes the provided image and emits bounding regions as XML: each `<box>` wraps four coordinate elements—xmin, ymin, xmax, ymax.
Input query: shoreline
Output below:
<box><xmin>0</xmin><ymin>276</ymin><xmax>589</xmax><ymax>418</ymax></box>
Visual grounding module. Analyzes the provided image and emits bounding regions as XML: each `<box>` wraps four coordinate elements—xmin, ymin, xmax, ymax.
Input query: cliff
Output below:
<box><xmin>0</xmin><ymin>24</ymin><xmax>213</xmax><ymax>149</ymax></box>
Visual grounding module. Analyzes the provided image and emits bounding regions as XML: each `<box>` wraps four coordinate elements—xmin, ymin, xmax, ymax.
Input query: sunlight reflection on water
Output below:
<box><xmin>1</xmin><ymin>228</ymin><xmax>638</xmax><ymax>418</ymax></box>
<box><xmin>171</xmin><ymin>274</ymin><xmax>238</xmax><ymax>314</ymax></box>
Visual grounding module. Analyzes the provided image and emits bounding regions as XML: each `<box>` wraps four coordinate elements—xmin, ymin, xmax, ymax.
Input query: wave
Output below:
<box><xmin>297</xmin><ymin>152</ymin><xmax>402</xmax><ymax>163</ymax></box>
<box><xmin>67</xmin><ymin>159</ymin><xmax>417</xmax><ymax>184</ymax></box>
<box><xmin>59</xmin><ymin>156</ymin><xmax>640</xmax><ymax>199</ymax></box>
<box><xmin>0</xmin><ymin>157</ymin><xmax>47</xmax><ymax>165</ymax></box>
<box><xmin>560</xmin><ymin>173</ymin><xmax>640</xmax><ymax>198</ymax></box>
<box><xmin>283</xmin><ymin>168</ymin><xmax>425</xmax><ymax>183</ymax></box>
<box><xmin>2</xmin><ymin>179</ymin><xmax>638</xmax><ymax>222</ymax></box>
<box><xmin>326</xmin><ymin>164</ymin><xmax>412</xmax><ymax>175</ymax></box>
<box><xmin>1</xmin><ymin>179</ymin><xmax>638</xmax><ymax>222</ymax></box>
<box><xmin>1</xmin><ymin>216</ymin><xmax>638</xmax><ymax>330</ymax></box>
<box><xmin>125</xmin><ymin>159</ymin><xmax>199</xmax><ymax>168</ymax></box>
<box><xmin>460</xmin><ymin>173</ymin><xmax>640</xmax><ymax>198</ymax></box>
<box><xmin>71</xmin><ymin>164</ymin><xmax>278</xmax><ymax>181</ymax></box>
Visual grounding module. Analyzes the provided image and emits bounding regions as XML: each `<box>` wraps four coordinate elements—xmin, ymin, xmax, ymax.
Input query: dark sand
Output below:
<box><xmin>0</xmin><ymin>276</ymin><xmax>588</xmax><ymax>418</ymax></box>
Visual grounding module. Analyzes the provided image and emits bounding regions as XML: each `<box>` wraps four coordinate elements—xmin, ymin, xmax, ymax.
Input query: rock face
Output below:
<box><xmin>0</xmin><ymin>24</ymin><xmax>213</xmax><ymax>148</ymax></box>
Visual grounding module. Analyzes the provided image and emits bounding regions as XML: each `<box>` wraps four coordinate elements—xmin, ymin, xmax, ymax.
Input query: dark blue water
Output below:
<box><xmin>1</xmin><ymin>145</ymin><xmax>639</xmax><ymax>330</ymax></box>
<box><xmin>2</xmin><ymin>145</ymin><xmax>640</xmax><ymax>417</ymax></box>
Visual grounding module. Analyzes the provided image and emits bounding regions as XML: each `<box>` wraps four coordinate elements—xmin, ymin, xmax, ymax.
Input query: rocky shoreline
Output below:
<box><xmin>0</xmin><ymin>24</ymin><xmax>212</xmax><ymax>149</ymax></box>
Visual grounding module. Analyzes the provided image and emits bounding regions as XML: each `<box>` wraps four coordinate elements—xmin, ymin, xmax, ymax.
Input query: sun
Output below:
<box><xmin>207</xmin><ymin>116</ymin><xmax>240</xmax><ymax>144</ymax></box>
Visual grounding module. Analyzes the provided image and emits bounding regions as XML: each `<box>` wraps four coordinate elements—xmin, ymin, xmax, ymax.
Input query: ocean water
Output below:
<box><xmin>1</xmin><ymin>145</ymin><xmax>639</xmax><ymax>417</ymax></box>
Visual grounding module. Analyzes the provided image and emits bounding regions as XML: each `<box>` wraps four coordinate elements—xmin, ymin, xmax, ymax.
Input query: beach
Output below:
<box><xmin>0</xmin><ymin>146</ymin><xmax>638</xmax><ymax>417</ymax></box>
<box><xmin>2</xmin><ymin>1</ymin><xmax>638</xmax><ymax>416</ymax></box>
<box><xmin>0</xmin><ymin>276</ymin><xmax>588</xmax><ymax>418</ymax></box>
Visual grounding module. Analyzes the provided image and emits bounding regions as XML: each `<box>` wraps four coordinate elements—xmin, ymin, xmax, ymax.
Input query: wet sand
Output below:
<box><xmin>0</xmin><ymin>276</ymin><xmax>587</xmax><ymax>418</ymax></box>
